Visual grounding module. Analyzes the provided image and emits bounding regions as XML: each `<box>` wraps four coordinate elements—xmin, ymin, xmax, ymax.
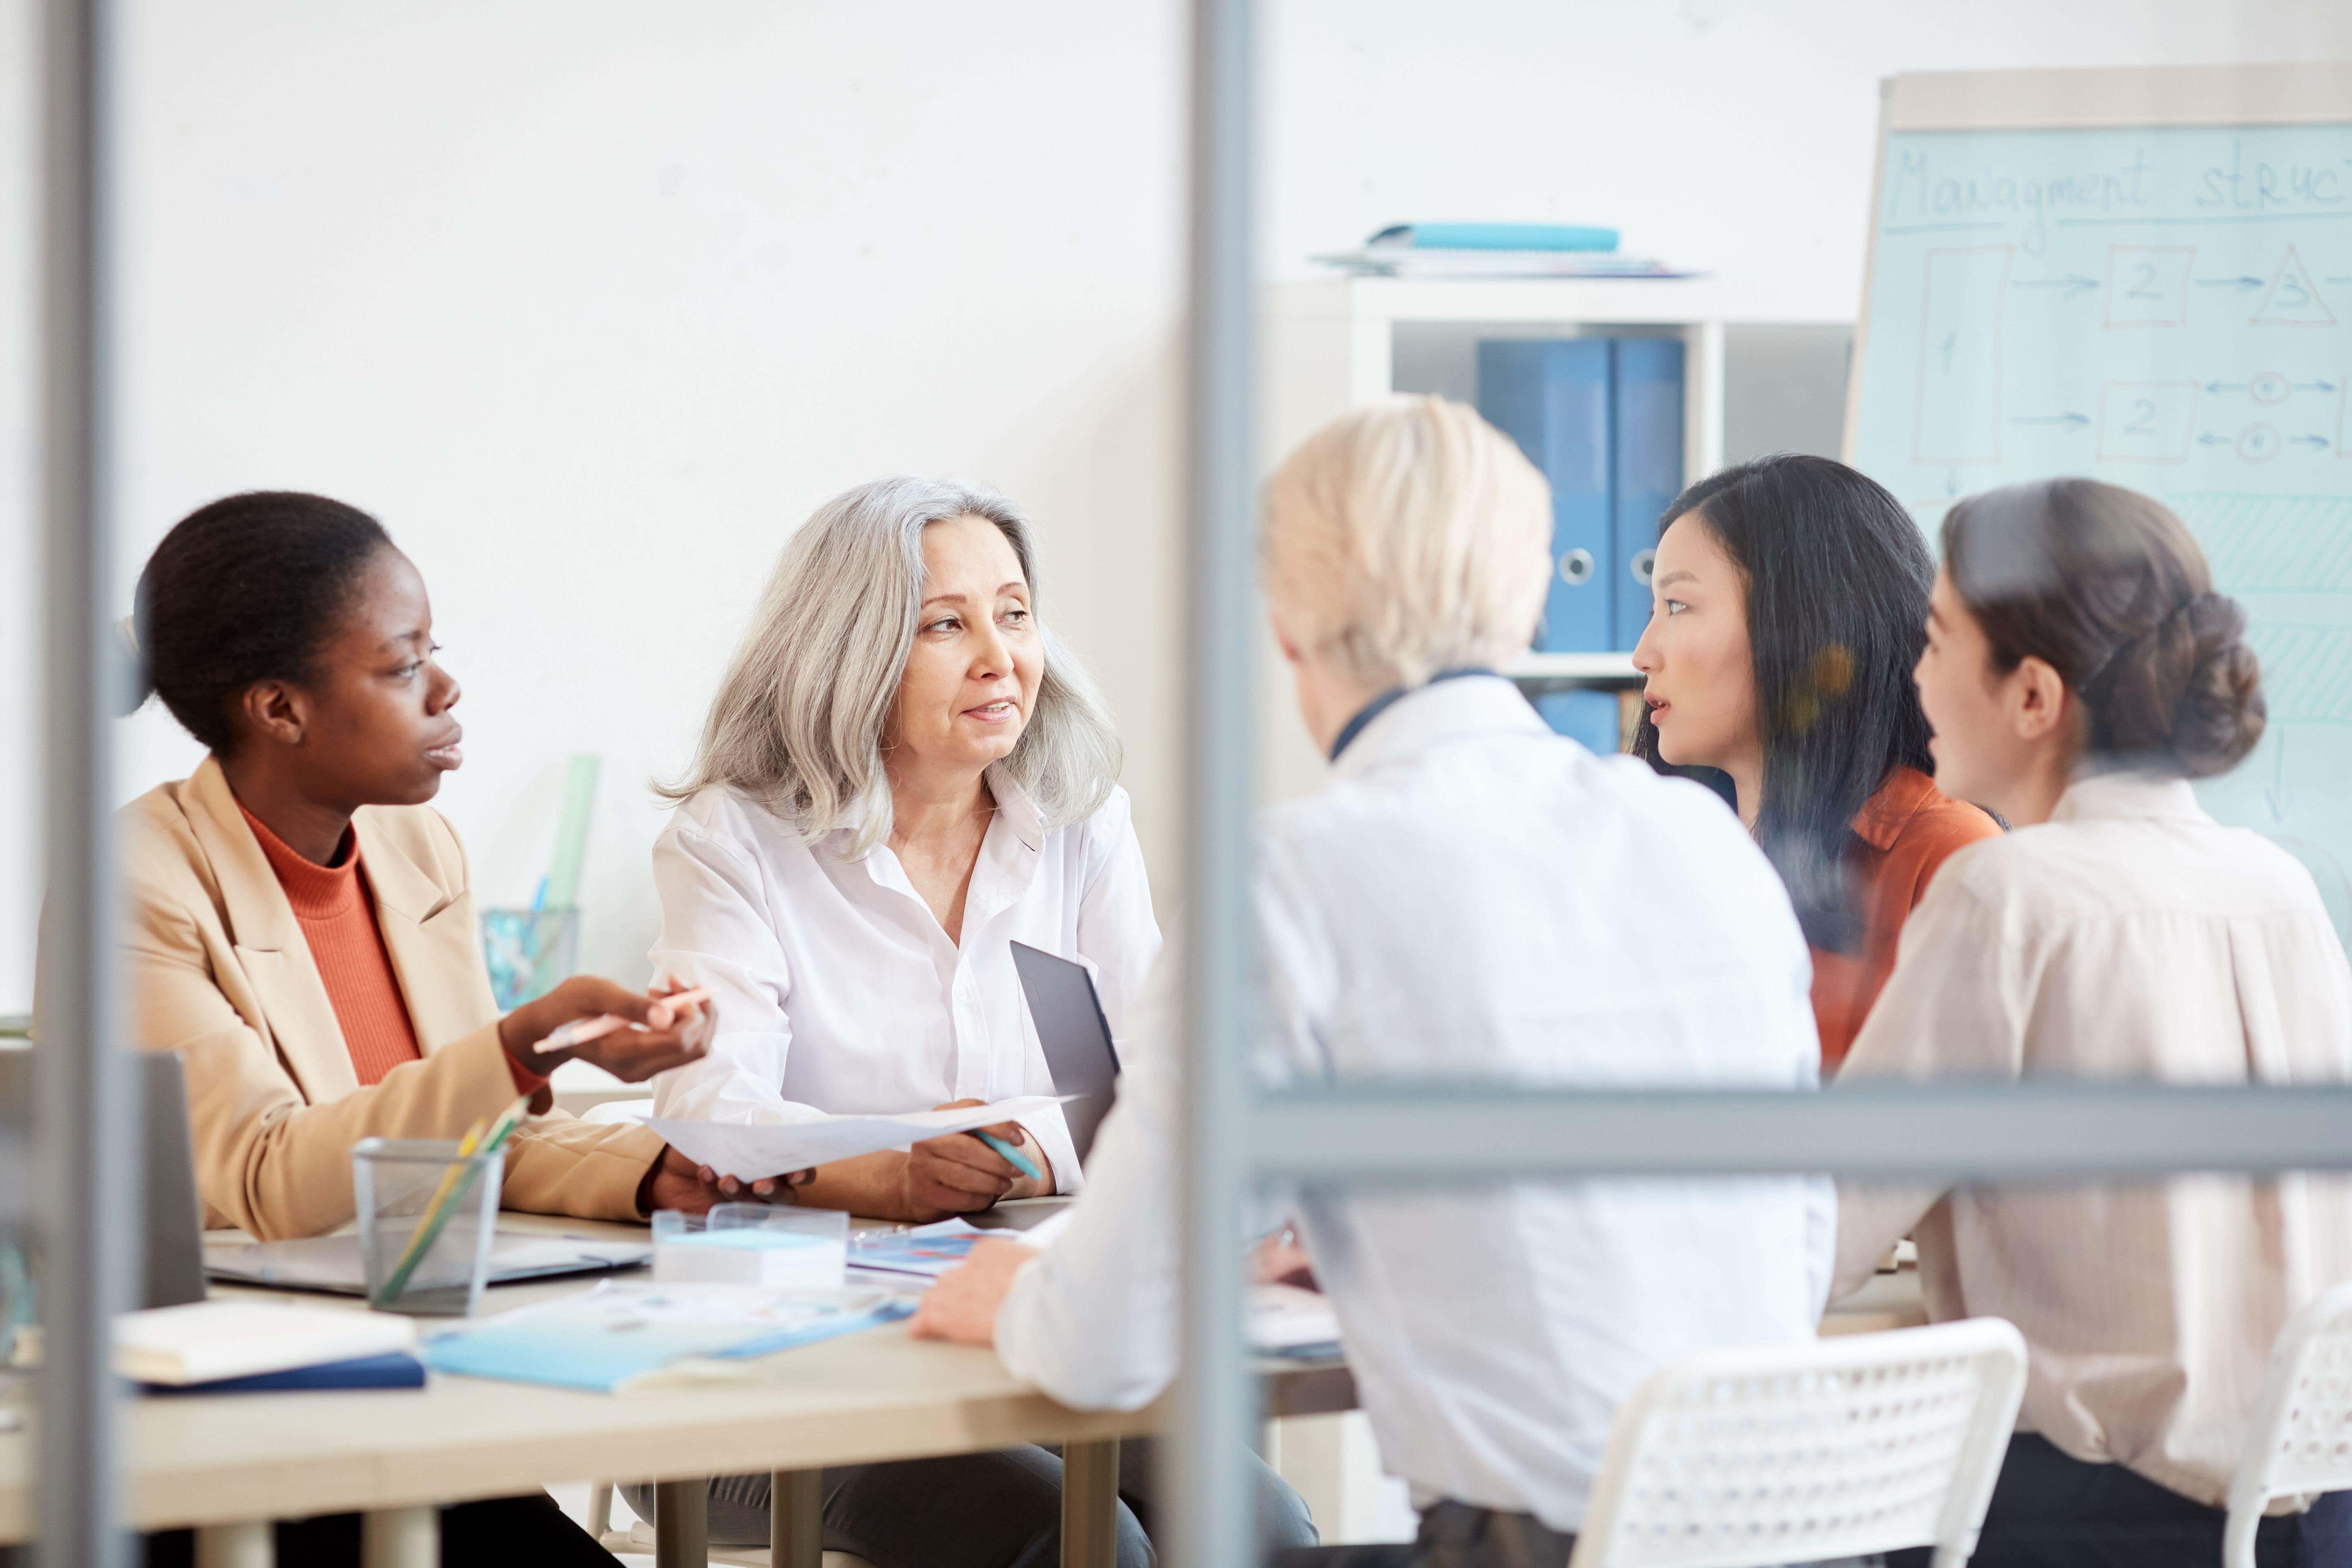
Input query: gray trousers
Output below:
<box><xmin>625</xmin><ymin>1437</ymin><xmax>1317</xmax><ymax>1568</ymax></box>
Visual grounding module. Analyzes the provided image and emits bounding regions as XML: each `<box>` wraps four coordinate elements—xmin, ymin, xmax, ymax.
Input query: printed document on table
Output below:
<box><xmin>422</xmin><ymin>1281</ymin><xmax>913</xmax><ymax>1393</ymax></box>
<box><xmin>648</xmin><ymin>1094</ymin><xmax>1068</xmax><ymax>1181</ymax></box>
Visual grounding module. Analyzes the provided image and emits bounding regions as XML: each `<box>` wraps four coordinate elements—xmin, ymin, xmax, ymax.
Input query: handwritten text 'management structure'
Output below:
<box><xmin>1885</xmin><ymin>137</ymin><xmax>2352</xmax><ymax>254</ymax></box>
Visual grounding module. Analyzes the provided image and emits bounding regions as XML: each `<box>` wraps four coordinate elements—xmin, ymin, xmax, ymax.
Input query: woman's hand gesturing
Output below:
<box><xmin>497</xmin><ymin>975</ymin><xmax>713</xmax><ymax>1082</ymax></box>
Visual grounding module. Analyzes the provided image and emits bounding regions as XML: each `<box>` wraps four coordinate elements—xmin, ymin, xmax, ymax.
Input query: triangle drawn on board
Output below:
<box><xmin>2252</xmin><ymin>246</ymin><xmax>2336</xmax><ymax>326</ymax></box>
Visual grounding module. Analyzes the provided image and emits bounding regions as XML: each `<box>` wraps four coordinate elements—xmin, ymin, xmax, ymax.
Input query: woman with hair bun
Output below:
<box><xmin>1832</xmin><ymin>478</ymin><xmax>2352</xmax><ymax>1567</ymax></box>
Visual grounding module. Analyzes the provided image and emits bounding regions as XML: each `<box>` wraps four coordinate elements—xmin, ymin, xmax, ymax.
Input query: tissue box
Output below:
<box><xmin>654</xmin><ymin>1228</ymin><xmax>846</xmax><ymax>1288</ymax></box>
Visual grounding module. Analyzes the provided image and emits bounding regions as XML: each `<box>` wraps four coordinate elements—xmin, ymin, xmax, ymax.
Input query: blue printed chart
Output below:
<box><xmin>1850</xmin><ymin>124</ymin><xmax>2352</xmax><ymax>940</ymax></box>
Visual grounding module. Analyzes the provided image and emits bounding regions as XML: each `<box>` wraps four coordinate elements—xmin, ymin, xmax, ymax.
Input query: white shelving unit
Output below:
<box><xmin>1506</xmin><ymin>651</ymin><xmax>1641</xmax><ymax>682</ymax></box>
<box><xmin>1258</xmin><ymin>275</ymin><xmax>1849</xmax><ymax>802</ymax></box>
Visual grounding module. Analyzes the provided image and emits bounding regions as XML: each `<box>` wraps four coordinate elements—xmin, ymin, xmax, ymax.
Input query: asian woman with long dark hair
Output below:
<box><xmin>1628</xmin><ymin>454</ymin><xmax>2000</xmax><ymax>1070</ymax></box>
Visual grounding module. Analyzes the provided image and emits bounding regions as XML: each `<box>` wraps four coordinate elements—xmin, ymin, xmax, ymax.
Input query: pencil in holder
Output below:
<box><xmin>355</xmin><ymin>1137</ymin><xmax>505</xmax><ymax>1316</ymax></box>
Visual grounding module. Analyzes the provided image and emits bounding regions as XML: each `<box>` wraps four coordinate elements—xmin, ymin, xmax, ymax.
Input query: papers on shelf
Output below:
<box><xmin>1311</xmin><ymin>247</ymin><xmax>1698</xmax><ymax>280</ymax></box>
<box><xmin>648</xmin><ymin>1095</ymin><xmax>1067</xmax><ymax>1182</ymax></box>
<box><xmin>421</xmin><ymin>1281</ymin><xmax>913</xmax><ymax>1393</ymax></box>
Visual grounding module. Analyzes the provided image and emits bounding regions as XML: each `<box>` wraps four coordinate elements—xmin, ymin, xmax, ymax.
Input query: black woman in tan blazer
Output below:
<box><xmin>109</xmin><ymin>492</ymin><xmax>793</xmax><ymax>1247</ymax></box>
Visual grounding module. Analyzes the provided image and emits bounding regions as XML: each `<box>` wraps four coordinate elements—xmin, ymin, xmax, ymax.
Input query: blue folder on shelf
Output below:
<box><xmin>1477</xmin><ymin>339</ymin><xmax>1615</xmax><ymax>653</ymax></box>
<box><xmin>1611</xmin><ymin>337</ymin><xmax>1686</xmax><ymax>650</ymax></box>
<box><xmin>1368</xmin><ymin>222</ymin><xmax>1620</xmax><ymax>253</ymax></box>
<box><xmin>1533</xmin><ymin>690</ymin><xmax>1622</xmax><ymax>756</ymax></box>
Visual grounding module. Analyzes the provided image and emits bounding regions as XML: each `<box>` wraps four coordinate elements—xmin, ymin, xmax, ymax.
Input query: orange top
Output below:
<box><xmin>240</xmin><ymin>803</ymin><xmax>546</xmax><ymax>1097</ymax></box>
<box><xmin>1808</xmin><ymin>766</ymin><xmax>2001</xmax><ymax>1075</ymax></box>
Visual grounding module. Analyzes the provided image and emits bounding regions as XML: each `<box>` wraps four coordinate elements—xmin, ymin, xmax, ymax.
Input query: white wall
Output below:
<box><xmin>101</xmin><ymin>0</ymin><xmax>1192</xmax><ymax>994</ymax></box>
<box><xmin>4</xmin><ymin>0</ymin><xmax>2350</xmax><ymax>1009</ymax></box>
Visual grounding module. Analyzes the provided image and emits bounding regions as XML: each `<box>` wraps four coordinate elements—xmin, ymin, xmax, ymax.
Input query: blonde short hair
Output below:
<box><xmin>659</xmin><ymin>477</ymin><xmax>1121</xmax><ymax>855</ymax></box>
<box><xmin>1261</xmin><ymin>395</ymin><xmax>1552</xmax><ymax>689</ymax></box>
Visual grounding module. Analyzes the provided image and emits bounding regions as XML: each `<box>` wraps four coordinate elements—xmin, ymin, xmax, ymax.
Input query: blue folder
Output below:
<box><xmin>1533</xmin><ymin>690</ymin><xmax>1622</xmax><ymax>756</ymax></box>
<box><xmin>1610</xmin><ymin>339</ymin><xmax>1686</xmax><ymax>650</ymax></box>
<box><xmin>1477</xmin><ymin>339</ymin><xmax>1615</xmax><ymax>652</ymax></box>
<box><xmin>142</xmin><ymin>1351</ymin><xmax>427</xmax><ymax>1396</ymax></box>
<box><xmin>1369</xmin><ymin>223</ymin><xmax>1620</xmax><ymax>253</ymax></box>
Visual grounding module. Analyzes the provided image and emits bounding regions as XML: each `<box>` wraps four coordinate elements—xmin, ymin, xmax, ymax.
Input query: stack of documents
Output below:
<box><xmin>421</xmin><ymin>1281</ymin><xmax>912</xmax><ymax>1393</ymax></box>
<box><xmin>1314</xmin><ymin>223</ymin><xmax>1694</xmax><ymax>280</ymax></box>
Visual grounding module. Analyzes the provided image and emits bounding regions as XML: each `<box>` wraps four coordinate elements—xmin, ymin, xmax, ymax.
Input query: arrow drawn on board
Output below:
<box><xmin>2291</xmin><ymin>435</ymin><xmax>2332</xmax><ymax>449</ymax></box>
<box><xmin>2009</xmin><ymin>412</ymin><xmax>2091</xmax><ymax>429</ymax></box>
<box><xmin>2197</xmin><ymin>276</ymin><xmax>2267</xmax><ymax>290</ymax></box>
<box><xmin>2296</xmin><ymin>380</ymin><xmax>2340</xmax><ymax>393</ymax></box>
<box><xmin>2012</xmin><ymin>273</ymin><xmax>2098</xmax><ymax>298</ymax></box>
<box><xmin>2198</xmin><ymin>433</ymin><xmax>2233</xmax><ymax>447</ymax></box>
<box><xmin>2207</xmin><ymin>381</ymin><xmax>2249</xmax><ymax>393</ymax></box>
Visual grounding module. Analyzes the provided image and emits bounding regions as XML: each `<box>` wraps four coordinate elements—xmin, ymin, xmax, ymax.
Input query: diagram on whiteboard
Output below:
<box><xmin>1850</xmin><ymin>124</ymin><xmax>2352</xmax><ymax>938</ymax></box>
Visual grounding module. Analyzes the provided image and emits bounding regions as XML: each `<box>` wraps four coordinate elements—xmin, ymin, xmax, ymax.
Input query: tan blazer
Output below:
<box><xmin>119</xmin><ymin>756</ymin><xmax>664</xmax><ymax>1240</ymax></box>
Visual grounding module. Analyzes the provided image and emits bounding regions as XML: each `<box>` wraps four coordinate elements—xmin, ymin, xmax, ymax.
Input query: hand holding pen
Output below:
<box><xmin>493</xmin><ymin>975</ymin><xmax>715</xmax><ymax>1081</ymax></box>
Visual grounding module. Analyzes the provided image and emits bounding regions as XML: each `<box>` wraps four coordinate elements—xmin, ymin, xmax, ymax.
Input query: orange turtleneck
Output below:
<box><xmin>239</xmin><ymin>803</ymin><xmax>546</xmax><ymax>1097</ymax></box>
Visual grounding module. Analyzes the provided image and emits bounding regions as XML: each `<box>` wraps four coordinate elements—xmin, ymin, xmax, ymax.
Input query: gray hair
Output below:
<box><xmin>660</xmin><ymin>476</ymin><xmax>1122</xmax><ymax>855</ymax></box>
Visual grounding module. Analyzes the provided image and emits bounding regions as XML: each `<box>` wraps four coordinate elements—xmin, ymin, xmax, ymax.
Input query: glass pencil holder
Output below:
<box><xmin>354</xmin><ymin>1137</ymin><xmax>505</xmax><ymax>1316</ymax></box>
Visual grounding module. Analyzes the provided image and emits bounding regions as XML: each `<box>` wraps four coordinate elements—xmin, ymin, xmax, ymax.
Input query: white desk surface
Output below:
<box><xmin>0</xmin><ymin>1214</ymin><xmax>1925</xmax><ymax>1541</ymax></box>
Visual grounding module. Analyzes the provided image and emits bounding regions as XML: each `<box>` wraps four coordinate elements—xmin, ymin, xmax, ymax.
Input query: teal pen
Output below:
<box><xmin>975</xmin><ymin>1130</ymin><xmax>1042</xmax><ymax>1182</ymax></box>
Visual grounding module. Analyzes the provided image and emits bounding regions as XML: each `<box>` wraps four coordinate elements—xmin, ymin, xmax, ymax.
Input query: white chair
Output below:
<box><xmin>2225</xmin><ymin>1280</ymin><xmax>2352</xmax><ymax>1568</ymax></box>
<box><xmin>1569</xmin><ymin>1318</ymin><xmax>2028</xmax><ymax>1568</ymax></box>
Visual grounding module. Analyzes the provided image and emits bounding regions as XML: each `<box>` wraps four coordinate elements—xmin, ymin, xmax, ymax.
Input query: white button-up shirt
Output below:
<box><xmin>995</xmin><ymin>677</ymin><xmax>1834</xmax><ymax>1530</ymax></box>
<box><xmin>646</xmin><ymin>770</ymin><xmax>1160</xmax><ymax>1192</ymax></box>
<box><xmin>1834</xmin><ymin>770</ymin><xmax>2352</xmax><ymax>1508</ymax></box>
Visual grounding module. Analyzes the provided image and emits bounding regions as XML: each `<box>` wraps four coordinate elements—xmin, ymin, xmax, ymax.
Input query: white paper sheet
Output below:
<box><xmin>647</xmin><ymin>1095</ymin><xmax>1066</xmax><ymax>1181</ymax></box>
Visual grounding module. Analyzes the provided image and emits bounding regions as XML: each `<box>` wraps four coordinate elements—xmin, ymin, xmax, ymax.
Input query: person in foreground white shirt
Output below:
<box><xmin>648</xmin><ymin>475</ymin><xmax>1161</xmax><ymax>1218</ymax></box>
<box><xmin>1830</xmin><ymin>478</ymin><xmax>2352</xmax><ymax>1568</ymax></box>
<box><xmin>915</xmin><ymin>396</ymin><xmax>1835</xmax><ymax>1568</ymax></box>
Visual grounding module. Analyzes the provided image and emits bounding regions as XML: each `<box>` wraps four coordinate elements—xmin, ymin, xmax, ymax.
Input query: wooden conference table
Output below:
<box><xmin>0</xmin><ymin>1212</ymin><xmax>1924</xmax><ymax>1568</ymax></box>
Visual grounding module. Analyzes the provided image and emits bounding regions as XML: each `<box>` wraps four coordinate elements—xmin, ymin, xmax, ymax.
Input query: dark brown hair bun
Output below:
<box><xmin>1942</xmin><ymin>479</ymin><xmax>2265</xmax><ymax>779</ymax></box>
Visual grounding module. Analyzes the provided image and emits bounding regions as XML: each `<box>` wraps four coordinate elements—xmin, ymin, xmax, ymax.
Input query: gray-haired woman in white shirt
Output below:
<box><xmin>1834</xmin><ymin>477</ymin><xmax>2352</xmax><ymax>1568</ymax></box>
<box><xmin>628</xmin><ymin>476</ymin><xmax>1312</xmax><ymax>1564</ymax></box>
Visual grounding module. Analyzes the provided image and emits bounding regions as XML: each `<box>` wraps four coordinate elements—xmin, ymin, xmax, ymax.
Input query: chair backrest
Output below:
<box><xmin>1568</xmin><ymin>1318</ymin><xmax>2028</xmax><ymax>1568</ymax></box>
<box><xmin>2225</xmin><ymin>1280</ymin><xmax>2352</xmax><ymax>1568</ymax></box>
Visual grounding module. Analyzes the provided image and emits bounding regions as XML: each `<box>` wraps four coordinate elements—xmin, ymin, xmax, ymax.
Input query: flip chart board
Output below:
<box><xmin>1847</xmin><ymin>67</ymin><xmax>2352</xmax><ymax>940</ymax></box>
